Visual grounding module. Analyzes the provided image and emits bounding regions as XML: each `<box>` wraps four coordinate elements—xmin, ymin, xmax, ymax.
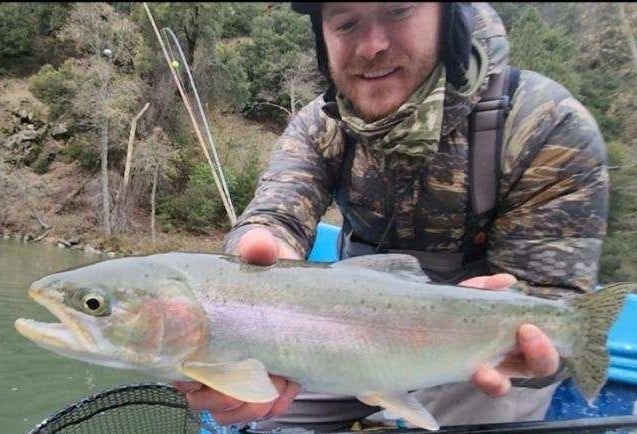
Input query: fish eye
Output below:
<box><xmin>80</xmin><ymin>293</ymin><xmax>109</xmax><ymax>316</ymax></box>
<box><xmin>85</xmin><ymin>297</ymin><xmax>100</xmax><ymax>310</ymax></box>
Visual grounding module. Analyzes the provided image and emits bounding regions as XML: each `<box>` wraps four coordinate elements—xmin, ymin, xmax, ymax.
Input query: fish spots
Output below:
<box><xmin>520</xmin><ymin>307</ymin><xmax>531</xmax><ymax>317</ymax></box>
<box><xmin>279</xmin><ymin>345</ymin><xmax>293</xmax><ymax>360</ymax></box>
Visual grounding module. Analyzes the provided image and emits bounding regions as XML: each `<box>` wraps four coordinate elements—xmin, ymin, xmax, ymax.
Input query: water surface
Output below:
<box><xmin>0</xmin><ymin>239</ymin><xmax>149</xmax><ymax>433</ymax></box>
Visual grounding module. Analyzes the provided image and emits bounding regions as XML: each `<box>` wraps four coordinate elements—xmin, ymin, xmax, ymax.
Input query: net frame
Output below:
<box><xmin>28</xmin><ymin>383</ymin><xmax>220</xmax><ymax>434</ymax></box>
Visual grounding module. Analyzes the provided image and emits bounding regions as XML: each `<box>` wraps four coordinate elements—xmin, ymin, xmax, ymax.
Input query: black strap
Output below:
<box><xmin>463</xmin><ymin>66</ymin><xmax>520</xmax><ymax>265</ymax></box>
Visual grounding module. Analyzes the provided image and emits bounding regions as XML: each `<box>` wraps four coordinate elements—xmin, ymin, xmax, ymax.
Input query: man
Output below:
<box><xmin>175</xmin><ymin>2</ymin><xmax>608</xmax><ymax>430</ymax></box>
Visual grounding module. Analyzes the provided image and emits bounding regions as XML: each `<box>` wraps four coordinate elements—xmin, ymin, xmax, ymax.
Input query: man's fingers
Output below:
<box><xmin>210</xmin><ymin>377</ymin><xmax>295</xmax><ymax>426</ymax></box>
<box><xmin>266</xmin><ymin>378</ymin><xmax>301</xmax><ymax>417</ymax></box>
<box><xmin>459</xmin><ymin>273</ymin><xmax>517</xmax><ymax>291</ymax></box>
<box><xmin>173</xmin><ymin>381</ymin><xmax>202</xmax><ymax>394</ymax></box>
<box><xmin>188</xmin><ymin>377</ymin><xmax>299</xmax><ymax>426</ymax></box>
<box><xmin>472</xmin><ymin>366</ymin><xmax>512</xmax><ymax>397</ymax></box>
<box><xmin>185</xmin><ymin>387</ymin><xmax>245</xmax><ymax>412</ymax></box>
<box><xmin>212</xmin><ymin>402</ymin><xmax>272</xmax><ymax>426</ymax></box>
<box><xmin>238</xmin><ymin>228</ymin><xmax>280</xmax><ymax>265</ymax></box>
<box><xmin>518</xmin><ymin>324</ymin><xmax>560</xmax><ymax>377</ymax></box>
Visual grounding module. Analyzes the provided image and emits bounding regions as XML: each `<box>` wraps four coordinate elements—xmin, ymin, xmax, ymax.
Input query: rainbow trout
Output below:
<box><xmin>15</xmin><ymin>253</ymin><xmax>633</xmax><ymax>431</ymax></box>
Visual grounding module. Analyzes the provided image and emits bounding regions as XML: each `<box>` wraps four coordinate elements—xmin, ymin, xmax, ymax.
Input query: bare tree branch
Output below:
<box><xmin>118</xmin><ymin>102</ymin><xmax>150</xmax><ymax>204</ymax></box>
<box><xmin>250</xmin><ymin>101</ymin><xmax>291</xmax><ymax>117</ymax></box>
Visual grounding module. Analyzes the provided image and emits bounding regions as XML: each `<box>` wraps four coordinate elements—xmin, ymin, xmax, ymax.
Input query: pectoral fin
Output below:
<box><xmin>179</xmin><ymin>358</ymin><xmax>279</xmax><ymax>403</ymax></box>
<box><xmin>357</xmin><ymin>393</ymin><xmax>440</xmax><ymax>431</ymax></box>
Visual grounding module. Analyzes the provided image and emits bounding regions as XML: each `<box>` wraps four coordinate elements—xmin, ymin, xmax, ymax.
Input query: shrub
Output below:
<box><xmin>28</xmin><ymin>61</ymin><xmax>77</xmax><ymax>121</ymax></box>
<box><xmin>63</xmin><ymin>136</ymin><xmax>101</xmax><ymax>170</ymax></box>
<box><xmin>32</xmin><ymin>149</ymin><xmax>55</xmax><ymax>174</ymax></box>
<box><xmin>158</xmin><ymin>155</ymin><xmax>260</xmax><ymax>233</ymax></box>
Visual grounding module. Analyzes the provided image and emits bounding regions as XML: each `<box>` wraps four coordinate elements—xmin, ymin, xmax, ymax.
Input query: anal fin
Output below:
<box><xmin>357</xmin><ymin>393</ymin><xmax>440</xmax><ymax>431</ymax></box>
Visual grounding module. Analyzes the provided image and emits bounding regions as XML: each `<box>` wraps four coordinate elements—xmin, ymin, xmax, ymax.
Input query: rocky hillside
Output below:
<box><xmin>0</xmin><ymin>78</ymin><xmax>258</xmax><ymax>255</ymax></box>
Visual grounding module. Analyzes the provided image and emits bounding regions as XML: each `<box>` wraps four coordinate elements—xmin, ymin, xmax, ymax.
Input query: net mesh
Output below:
<box><xmin>28</xmin><ymin>383</ymin><xmax>226</xmax><ymax>434</ymax></box>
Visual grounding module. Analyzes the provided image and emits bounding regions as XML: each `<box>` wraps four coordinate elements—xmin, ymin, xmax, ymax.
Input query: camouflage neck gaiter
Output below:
<box><xmin>336</xmin><ymin>63</ymin><xmax>446</xmax><ymax>161</ymax></box>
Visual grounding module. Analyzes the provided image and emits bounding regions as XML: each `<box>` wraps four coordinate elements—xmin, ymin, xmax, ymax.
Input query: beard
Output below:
<box><xmin>330</xmin><ymin>54</ymin><xmax>404</xmax><ymax>122</ymax></box>
<box><xmin>329</xmin><ymin>51</ymin><xmax>435</xmax><ymax>123</ymax></box>
<box><xmin>337</xmin><ymin>80</ymin><xmax>396</xmax><ymax>122</ymax></box>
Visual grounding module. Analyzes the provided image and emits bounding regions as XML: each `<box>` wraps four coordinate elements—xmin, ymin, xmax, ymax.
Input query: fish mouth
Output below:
<box><xmin>15</xmin><ymin>282</ymin><xmax>97</xmax><ymax>354</ymax></box>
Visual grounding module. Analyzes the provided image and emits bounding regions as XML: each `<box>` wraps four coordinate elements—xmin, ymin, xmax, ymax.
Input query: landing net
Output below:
<box><xmin>27</xmin><ymin>383</ymin><xmax>229</xmax><ymax>434</ymax></box>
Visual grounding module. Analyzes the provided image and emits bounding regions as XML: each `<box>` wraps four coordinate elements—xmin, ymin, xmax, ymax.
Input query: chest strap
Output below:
<box><xmin>463</xmin><ymin>65</ymin><xmax>520</xmax><ymax>265</ymax></box>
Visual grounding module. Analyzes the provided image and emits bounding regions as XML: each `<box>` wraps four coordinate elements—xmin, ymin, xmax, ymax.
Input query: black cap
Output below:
<box><xmin>291</xmin><ymin>2</ymin><xmax>330</xmax><ymax>79</ymax></box>
<box><xmin>290</xmin><ymin>2</ymin><xmax>473</xmax><ymax>89</ymax></box>
<box><xmin>290</xmin><ymin>2</ymin><xmax>320</xmax><ymax>15</ymax></box>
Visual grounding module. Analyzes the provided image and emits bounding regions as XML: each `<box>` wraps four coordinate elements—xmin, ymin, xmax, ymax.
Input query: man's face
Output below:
<box><xmin>322</xmin><ymin>2</ymin><xmax>442</xmax><ymax>122</ymax></box>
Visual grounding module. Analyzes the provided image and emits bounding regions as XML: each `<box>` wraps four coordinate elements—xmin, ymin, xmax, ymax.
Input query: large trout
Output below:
<box><xmin>14</xmin><ymin>253</ymin><xmax>633</xmax><ymax>430</ymax></box>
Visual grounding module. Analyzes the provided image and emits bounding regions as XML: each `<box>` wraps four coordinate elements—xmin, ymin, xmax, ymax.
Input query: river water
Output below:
<box><xmin>0</xmin><ymin>239</ymin><xmax>149</xmax><ymax>433</ymax></box>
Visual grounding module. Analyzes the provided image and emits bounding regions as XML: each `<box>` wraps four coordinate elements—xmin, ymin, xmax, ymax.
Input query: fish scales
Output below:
<box><xmin>157</xmin><ymin>254</ymin><xmax>580</xmax><ymax>394</ymax></box>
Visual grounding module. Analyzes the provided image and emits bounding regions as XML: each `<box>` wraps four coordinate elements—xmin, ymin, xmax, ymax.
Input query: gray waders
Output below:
<box><xmin>246</xmin><ymin>66</ymin><xmax>565</xmax><ymax>433</ymax></box>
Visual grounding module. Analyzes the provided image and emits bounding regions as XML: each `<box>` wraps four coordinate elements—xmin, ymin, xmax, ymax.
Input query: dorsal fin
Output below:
<box><xmin>332</xmin><ymin>254</ymin><xmax>430</xmax><ymax>283</ymax></box>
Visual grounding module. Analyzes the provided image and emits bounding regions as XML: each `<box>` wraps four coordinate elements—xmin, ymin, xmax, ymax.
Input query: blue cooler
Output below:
<box><xmin>307</xmin><ymin>222</ymin><xmax>341</xmax><ymax>262</ymax></box>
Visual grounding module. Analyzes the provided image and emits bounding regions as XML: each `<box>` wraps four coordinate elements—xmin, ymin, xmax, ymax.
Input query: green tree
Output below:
<box><xmin>218</xmin><ymin>3</ymin><xmax>262</xmax><ymax>38</ymax></box>
<box><xmin>506</xmin><ymin>6</ymin><xmax>581</xmax><ymax>98</ymax></box>
<box><xmin>206</xmin><ymin>42</ymin><xmax>251</xmax><ymax>112</ymax></box>
<box><xmin>240</xmin><ymin>4</ymin><xmax>320</xmax><ymax>122</ymax></box>
<box><xmin>130</xmin><ymin>3</ymin><xmax>222</xmax><ymax>66</ymax></box>
<box><xmin>0</xmin><ymin>4</ymin><xmax>38</xmax><ymax>59</ymax></box>
<box><xmin>0</xmin><ymin>3</ymin><xmax>73</xmax><ymax>75</ymax></box>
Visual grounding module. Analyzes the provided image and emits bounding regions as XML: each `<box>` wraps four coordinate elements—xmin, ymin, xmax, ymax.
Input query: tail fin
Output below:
<box><xmin>565</xmin><ymin>282</ymin><xmax>635</xmax><ymax>403</ymax></box>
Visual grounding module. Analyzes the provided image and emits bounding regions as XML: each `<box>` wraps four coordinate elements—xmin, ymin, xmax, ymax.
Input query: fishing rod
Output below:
<box><xmin>142</xmin><ymin>2</ymin><xmax>237</xmax><ymax>226</ymax></box>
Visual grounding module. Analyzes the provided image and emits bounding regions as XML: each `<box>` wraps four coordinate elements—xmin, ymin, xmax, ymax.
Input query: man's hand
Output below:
<box><xmin>459</xmin><ymin>273</ymin><xmax>561</xmax><ymax>397</ymax></box>
<box><xmin>174</xmin><ymin>375</ymin><xmax>300</xmax><ymax>426</ymax></box>
<box><xmin>174</xmin><ymin>228</ymin><xmax>301</xmax><ymax>426</ymax></box>
<box><xmin>237</xmin><ymin>227</ymin><xmax>302</xmax><ymax>263</ymax></box>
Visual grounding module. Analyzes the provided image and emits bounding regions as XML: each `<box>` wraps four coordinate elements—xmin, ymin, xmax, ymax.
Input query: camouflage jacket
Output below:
<box><xmin>225</xmin><ymin>3</ymin><xmax>609</xmax><ymax>298</ymax></box>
